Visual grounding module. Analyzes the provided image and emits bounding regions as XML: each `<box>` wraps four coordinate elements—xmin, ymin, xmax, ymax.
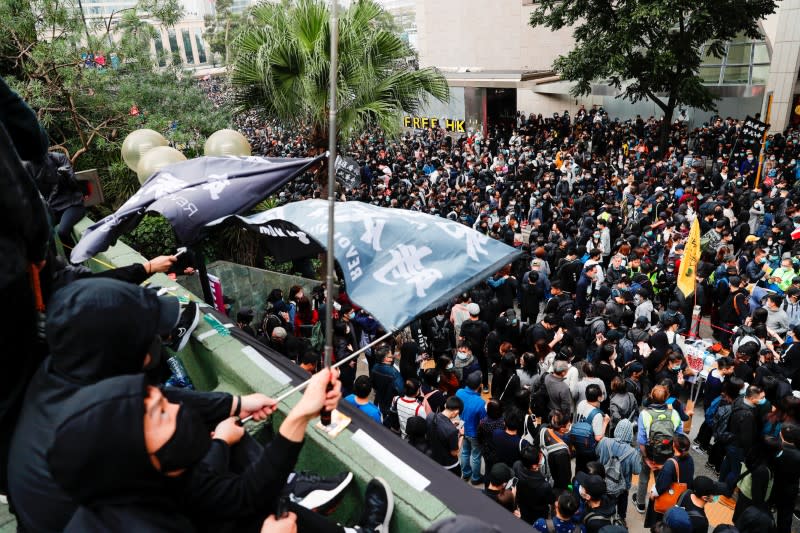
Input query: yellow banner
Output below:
<box><xmin>677</xmin><ymin>218</ymin><xmax>701</xmax><ymax>297</ymax></box>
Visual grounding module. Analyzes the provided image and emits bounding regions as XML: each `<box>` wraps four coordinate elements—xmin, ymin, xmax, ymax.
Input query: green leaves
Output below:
<box><xmin>530</xmin><ymin>0</ymin><xmax>777</xmax><ymax>147</ymax></box>
<box><xmin>231</xmin><ymin>0</ymin><xmax>448</xmax><ymax>147</ymax></box>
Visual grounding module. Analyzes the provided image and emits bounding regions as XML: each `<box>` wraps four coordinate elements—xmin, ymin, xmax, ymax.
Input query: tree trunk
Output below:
<box><xmin>658</xmin><ymin>97</ymin><xmax>676</xmax><ymax>155</ymax></box>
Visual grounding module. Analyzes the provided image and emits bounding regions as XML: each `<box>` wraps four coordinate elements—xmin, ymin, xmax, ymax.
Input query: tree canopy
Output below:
<box><xmin>230</xmin><ymin>0</ymin><xmax>449</xmax><ymax>149</ymax></box>
<box><xmin>529</xmin><ymin>0</ymin><xmax>777</xmax><ymax>146</ymax></box>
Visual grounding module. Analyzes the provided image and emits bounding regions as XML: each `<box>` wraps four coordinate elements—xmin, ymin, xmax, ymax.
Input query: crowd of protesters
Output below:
<box><xmin>200</xmin><ymin>75</ymin><xmax>800</xmax><ymax>532</ymax></box>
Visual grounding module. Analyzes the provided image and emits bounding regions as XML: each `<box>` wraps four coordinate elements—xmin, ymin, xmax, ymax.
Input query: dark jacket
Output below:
<box><xmin>513</xmin><ymin>461</ymin><xmax>555</xmax><ymax>524</ymax></box>
<box><xmin>575</xmin><ymin>273</ymin><xmax>594</xmax><ymax>314</ymax></box>
<box><xmin>371</xmin><ymin>362</ymin><xmax>403</xmax><ymax>413</ymax></box>
<box><xmin>773</xmin><ymin>442</ymin><xmax>800</xmax><ymax>501</ymax></box>
<box><xmin>729</xmin><ymin>397</ymin><xmax>758</xmax><ymax>452</ymax></box>
<box><xmin>7</xmin><ymin>279</ymin><xmax>173</xmax><ymax>533</ymax></box>
<box><xmin>0</xmin><ymin>76</ymin><xmax>51</xmax><ymax>288</ymax></box>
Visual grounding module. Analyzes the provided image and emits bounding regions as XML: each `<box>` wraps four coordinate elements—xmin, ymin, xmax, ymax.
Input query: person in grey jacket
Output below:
<box><xmin>545</xmin><ymin>361</ymin><xmax>574</xmax><ymax>417</ymax></box>
<box><xmin>596</xmin><ymin>419</ymin><xmax>641</xmax><ymax>520</ymax></box>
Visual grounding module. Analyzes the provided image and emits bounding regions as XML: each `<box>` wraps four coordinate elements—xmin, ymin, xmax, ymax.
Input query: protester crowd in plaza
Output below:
<box><xmin>196</xmin><ymin>79</ymin><xmax>800</xmax><ymax>532</ymax></box>
<box><xmin>4</xmin><ymin>68</ymin><xmax>800</xmax><ymax>533</ymax></box>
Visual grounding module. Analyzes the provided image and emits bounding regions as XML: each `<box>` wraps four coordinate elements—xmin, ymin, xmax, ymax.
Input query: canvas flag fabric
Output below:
<box><xmin>70</xmin><ymin>155</ymin><xmax>323</xmax><ymax>263</ymax></box>
<box><xmin>741</xmin><ymin>116</ymin><xmax>768</xmax><ymax>154</ymax></box>
<box><xmin>677</xmin><ymin>218</ymin><xmax>701</xmax><ymax>297</ymax></box>
<box><xmin>208</xmin><ymin>199</ymin><xmax>520</xmax><ymax>330</ymax></box>
<box><xmin>334</xmin><ymin>155</ymin><xmax>361</xmax><ymax>189</ymax></box>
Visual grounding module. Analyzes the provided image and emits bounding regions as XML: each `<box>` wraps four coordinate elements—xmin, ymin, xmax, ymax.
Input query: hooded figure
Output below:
<box><xmin>7</xmin><ymin>278</ymin><xmax>180</xmax><ymax>532</ymax></box>
<box><xmin>47</xmin><ymin>374</ymin><xmax>205</xmax><ymax>532</ymax></box>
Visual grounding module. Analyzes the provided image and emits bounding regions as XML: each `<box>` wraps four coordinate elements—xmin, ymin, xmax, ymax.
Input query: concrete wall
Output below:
<box><xmin>764</xmin><ymin>0</ymin><xmax>800</xmax><ymax>130</ymax></box>
<box><xmin>415</xmin><ymin>0</ymin><xmax>574</xmax><ymax>72</ymax></box>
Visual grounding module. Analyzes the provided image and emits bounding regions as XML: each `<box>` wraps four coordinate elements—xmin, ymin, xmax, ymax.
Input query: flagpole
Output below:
<box><xmin>321</xmin><ymin>0</ymin><xmax>339</xmax><ymax>426</ymax></box>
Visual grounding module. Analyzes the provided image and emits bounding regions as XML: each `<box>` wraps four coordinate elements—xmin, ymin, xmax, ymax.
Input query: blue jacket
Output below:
<box><xmin>575</xmin><ymin>273</ymin><xmax>593</xmax><ymax>313</ymax></box>
<box><xmin>456</xmin><ymin>387</ymin><xmax>487</xmax><ymax>438</ymax></box>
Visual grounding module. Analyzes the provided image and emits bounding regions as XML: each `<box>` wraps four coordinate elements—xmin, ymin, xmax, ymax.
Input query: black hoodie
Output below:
<box><xmin>512</xmin><ymin>460</ymin><xmax>554</xmax><ymax>524</ymax></box>
<box><xmin>48</xmin><ymin>374</ymin><xmax>197</xmax><ymax>532</ymax></box>
<box><xmin>7</xmin><ymin>278</ymin><xmax>175</xmax><ymax>532</ymax></box>
<box><xmin>48</xmin><ymin>371</ymin><xmax>306</xmax><ymax>532</ymax></box>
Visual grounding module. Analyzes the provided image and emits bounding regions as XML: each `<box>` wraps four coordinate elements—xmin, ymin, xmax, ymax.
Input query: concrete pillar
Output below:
<box><xmin>764</xmin><ymin>0</ymin><xmax>800</xmax><ymax>131</ymax></box>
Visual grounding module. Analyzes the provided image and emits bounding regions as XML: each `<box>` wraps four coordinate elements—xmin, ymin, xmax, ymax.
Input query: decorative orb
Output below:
<box><xmin>136</xmin><ymin>146</ymin><xmax>187</xmax><ymax>184</ymax></box>
<box><xmin>204</xmin><ymin>129</ymin><xmax>252</xmax><ymax>157</ymax></box>
<box><xmin>121</xmin><ymin>129</ymin><xmax>168</xmax><ymax>172</ymax></box>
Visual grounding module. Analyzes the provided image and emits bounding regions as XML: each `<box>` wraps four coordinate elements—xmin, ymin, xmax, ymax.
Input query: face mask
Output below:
<box><xmin>672</xmin><ymin>365</ymin><xmax>682</xmax><ymax>371</ymax></box>
<box><xmin>456</xmin><ymin>351</ymin><xmax>469</xmax><ymax>361</ymax></box>
<box><xmin>446</xmin><ymin>362</ymin><xmax>454</xmax><ymax>370</ymax></box>
<box><xmin>348</xmin><ymin>311</ymin><xmax>356</xmax><ymax>319</ymax></box>
<box><xmin>758</xmin><ymin>398</ymin><xmax>767</xmax><ymax>405</ymax></box>
<box><xmin>748</xmin><ymin>156</ymin><xmax>754</xmax><ymax>161</ymax></box>
<box><xmin>153</xmin><ymin>404</ymin><xmax>211</xmax><ymax>473</ymax></box>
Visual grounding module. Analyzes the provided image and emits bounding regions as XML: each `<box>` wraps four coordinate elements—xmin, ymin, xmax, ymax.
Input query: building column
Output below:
<box><xmin>764</xmin><ymin>0</ymin><xmax>800</xmax><ymax>131</ymax></box>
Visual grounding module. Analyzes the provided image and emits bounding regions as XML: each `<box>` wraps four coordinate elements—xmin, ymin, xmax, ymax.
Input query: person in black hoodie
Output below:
<box><xmin>7</xmin><ymin>278</ymin><xmax>181</xmax><ymax>532</ymax></box>
<box><xmin>7</xmin><ymin>278</ymin><xmax>274</xmax><ymax>532</ymax></box>
<box><xmin>0</xmin><ymin>75</ymin><xmax>53</xmax><ymax>495</ymax></box>
<box><xmin>513</xmin><ymin>445</ymin><xmax>555</xmax><ymax>525</ymax></box>
<box><xmin>48</xmin><ymin>372</ymin><xmax>393</xmax><ymax>533</ymax></box>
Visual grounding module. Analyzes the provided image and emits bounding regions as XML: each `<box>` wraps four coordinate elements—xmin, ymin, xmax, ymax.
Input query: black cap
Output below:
<box><xmin>576</xmin><ymin>472</ymin><xmax>606</xmax><ymax>499</ymax></box>
<box><xmin>488</xmin><ymin>463</ymin><xmax>513</xmax><ymax>486</ymax></box>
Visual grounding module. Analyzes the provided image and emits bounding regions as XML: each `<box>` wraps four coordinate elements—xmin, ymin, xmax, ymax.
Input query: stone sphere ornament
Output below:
<box><xmin>136</xmin><ymin>146</ymin><xmax>187</xmax><ymax>184</ymax></box>
<box><xmin>204</xmin><ymin>129</ymin><xmax>252</xmax><ymax>157</ymax></box>
<box><xmin>121</xmin><ymin>129</ymin><xmax>168</xmax><ymax>173</ymax></box>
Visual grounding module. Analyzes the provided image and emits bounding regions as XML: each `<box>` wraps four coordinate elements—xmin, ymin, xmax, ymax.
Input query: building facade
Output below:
<box><xmin>413</xmin><ymin>0</ymin><xmax>800</xmax><ymax>133</ymax></box>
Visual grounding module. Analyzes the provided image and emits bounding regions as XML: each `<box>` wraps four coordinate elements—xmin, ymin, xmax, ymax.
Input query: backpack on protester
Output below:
<box><xmin>259</xmin><ymin>312</ymin><xmax>284</xmax><ymax>338</ymax></box>
<box><xmin>583</xmin><ymin>509</ymin><xmax>625</xmax><ymax>530</ymax></box>
<box><xmin>530</xmin><ymin>373</ymin><xmax>551</xmax><ymax>420</ymax></box>
<box><xmin>429</xmin><ymin>318</ymin><xmax>451</xmax><ymax>354</ymax></box>
<box><xmin>383</xmin><ymin>397</ymin><xmax>401</xmax><ymax>435</ymax></box>
<box><xmin>519</xmin><ymin>413</ymin><xmax>538</xmax><ymax>452</ymax></box>
<box><xmin>643</xmin><ymin>406</ymin><xmax>676</xmax><ymax>464</ymax></box>
<box><xmin>604</xmin><ymin>446</ymin><xmax>637</xmax><ymax>497</ymax></box>
<box><xmin>538</xmin><ymin>427</ymin><xmax>569</xmax><ymax>485</ymax></box>
<box><xmin>545</xmin><ymin>518</ymin><xmax>581</xmax><ymax>533</ymax></box>
<box><xmin>310</xmin><ymin>321</ymin><xmax>324</xmax><ymax>351</ymax></box>
<box><xmin>569</xmin><ymin>407</ymin><xmax>602</xmax><ymax>455</ymax></box>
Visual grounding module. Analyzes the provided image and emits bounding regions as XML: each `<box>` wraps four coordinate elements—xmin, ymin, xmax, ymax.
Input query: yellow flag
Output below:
<box><xmin>677</xmin><ymin>218</ymin><xmax>701</xmax><ymax>297</ymax></box>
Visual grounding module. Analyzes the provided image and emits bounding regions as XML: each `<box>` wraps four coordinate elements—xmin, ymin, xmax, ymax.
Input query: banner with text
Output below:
<box><xmin>403</xmin><ymin>116</ymin><xmax>466</xmax><ymax>133</ymax></box>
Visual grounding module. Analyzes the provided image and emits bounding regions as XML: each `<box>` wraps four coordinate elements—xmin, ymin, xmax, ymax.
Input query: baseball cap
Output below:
<box><xmin>664</xmin><ymin>507</ymin><xmax>692</xmax><ymax>533</ymax></box>
<box><xmin>467</xmin><ymin>303</ymin><xmax>480</xmax><ymax>316</ymax></box>
<box><xmin>576</xmin><ymin>472</ymin><xmax>606</xmax><ymax>499</ymax></box>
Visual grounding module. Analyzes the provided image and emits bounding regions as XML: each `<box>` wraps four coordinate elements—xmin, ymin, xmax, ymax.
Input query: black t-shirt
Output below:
<box><xmin>426</xmin><ymin>413</ymin><xmax>459</xmax><ymax>467</ymax></box>
<box><xmin>677</xmin><ymin>491</ymin><xmax>709</xmax><ymax>533</ymax></box>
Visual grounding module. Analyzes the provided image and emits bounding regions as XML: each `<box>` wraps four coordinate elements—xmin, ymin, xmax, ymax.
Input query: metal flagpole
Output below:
<box><xmin>320</xmin><ymin>0</ymin><xmax>340</xmax><ymax>426</ymax></box>
<box><xmin>240</xmin><ymin>330</ymin><xmax>395</xmax><ymax>424</ymax></box>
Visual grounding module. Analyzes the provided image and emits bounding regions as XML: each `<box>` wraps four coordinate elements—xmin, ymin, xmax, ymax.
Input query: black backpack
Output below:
<box><xmin>429</xmin><ymin>317</ymin><xmax>450</xmax><ymax>353</ymax></box>
<box><xmin>530</xmin><ymin>373</ymin><xmax>551</xmax><ymax>420</ymax></box>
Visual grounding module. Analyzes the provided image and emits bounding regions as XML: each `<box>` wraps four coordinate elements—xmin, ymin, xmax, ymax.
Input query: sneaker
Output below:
<box><xmin>285</xmin><ymin>471</ymin><xmax>353</xmax><ymax>512</ymax></box>
<box><xmin>692</xmin><ymin>444</ymin><xmax>707</xmax><ymax>454</ymax></box>
<box><xmin>354</xmin><ymin>477</ymin><xmax>394</xmax><ymax>532</ymax></box>
<box><xmin>793</xmin><ymin>508</ymin><xmax>800</xmax><ymax>521</ymax></box>
<box><xmin>632</xmin><ymin>493</ymin><xmax>645</xmax><ymax>514</ymax></box>
<box><xmin>169</xmin><ymin>302</ymin><xmax>200</xmax><ymax>351</ymax></box>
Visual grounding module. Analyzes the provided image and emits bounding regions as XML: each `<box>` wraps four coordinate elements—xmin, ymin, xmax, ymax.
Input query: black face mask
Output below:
<box><xmin>153</xmin><ymin>404</ymin><xmax>211</xmax><ymax>473</ymax></box>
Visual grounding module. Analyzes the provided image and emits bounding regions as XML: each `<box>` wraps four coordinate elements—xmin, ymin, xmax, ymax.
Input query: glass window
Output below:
<box><xmin>153</xmin><ymin>35</ymin><xmax>166</xmax><ymax>67</ymax></box>
<box><xmin>726</xmin><ymin>44</ymin><xmax>752</xmax><ymax>65</ymax></box>
<box><xmin>182</xmin><ymin>29</ymin><xmax>195</xmax><ymax>64</ymax></box>
<box><xmin>194</xmin><ymin>29</ymin><xmax>207</xmax><ymax>63</ymax></box>
<box><xmin>699</xmin><ymin>66</ymin><xmax>722</xmax><ymax>84</ymax></box>
<box><xmin>702</xmin><ymin>45</ymin><xmax>724</xmax><ymax>64</ymax></box>
<box><xmin>753</xmin><ymin>43</ymin><xmax>769</xmax><ymax>63</ymax></box>
<box><xmin>168</xmin><ymin>29</ymin><xmax>179</xmax><ymax>57</ymax></box>
<box><xmin>751</xmin><ymin>65</ymin><xmax>769</xmax><ymax>84</ymax></box>
<box><xmin>723</xmin><ymin>65</ymin><xmax>750</xmax><ymax>84</ymax></box>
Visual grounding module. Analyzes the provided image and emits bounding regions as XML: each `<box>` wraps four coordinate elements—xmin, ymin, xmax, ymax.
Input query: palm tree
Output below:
<box><xmin>231</xmin><ymin>0</ymin><xmax>449</xmax><ymax>152</ymax></box>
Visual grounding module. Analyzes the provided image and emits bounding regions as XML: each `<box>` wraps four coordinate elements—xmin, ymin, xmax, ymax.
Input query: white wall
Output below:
<box><xmin>415</xmin><ymin>0</ymin><xmax>574</xmax><ymax>72</ymax></box>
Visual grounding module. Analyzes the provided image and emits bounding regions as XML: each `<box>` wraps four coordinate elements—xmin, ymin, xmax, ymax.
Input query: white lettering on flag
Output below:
<box><xmin>373</xmin><ymin>244</ymin><xmax>443</xmax><ymax>297</ymax></box>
